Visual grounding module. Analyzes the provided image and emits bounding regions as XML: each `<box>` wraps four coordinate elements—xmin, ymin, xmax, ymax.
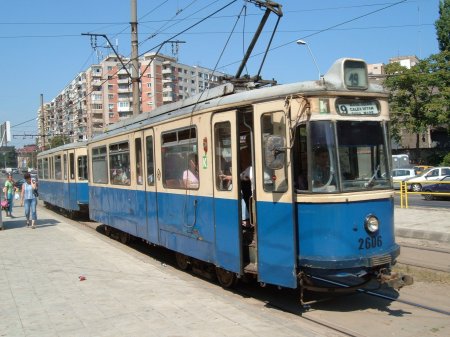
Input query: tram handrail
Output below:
<box><xmin>399</xmin><ymin>180</ymin><xmax>450</xmax><ymax>208</ymax></box>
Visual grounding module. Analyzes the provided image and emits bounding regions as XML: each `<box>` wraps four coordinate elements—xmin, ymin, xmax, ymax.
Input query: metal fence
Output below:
<box><xmin>399</xmin><ymin>180</ymin><xmax>450</xmax><ymax>208</ymax></box>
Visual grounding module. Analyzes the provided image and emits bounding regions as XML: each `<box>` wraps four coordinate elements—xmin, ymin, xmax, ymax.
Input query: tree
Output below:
<box><xmin>49</xmin><ymin>135</ymin><xmax>70</xmax><ymax>148</ymax></box>
<box><xmin>436</xmin><ymin>0</ymin><xmax>450</xmax><ymax>52</ymax></box>
<box><xmin>384</xmin><ymin>51</ymin><xmax>450</xmax><ymax>148</ymax></box>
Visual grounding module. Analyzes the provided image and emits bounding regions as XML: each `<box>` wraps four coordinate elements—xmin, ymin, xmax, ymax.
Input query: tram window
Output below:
<box><xmin>50</xmin><ymin>157</ymin><xmax>54</xmax><ymax>179</ymax></box>
<box><xmin>214</xmin><ymin>122</ymin><xmax>232</xmax><ymax>191</ymax></box>
<box><xmin>55</xmin><ymin>155</ymin><xmax>62</xmax><ymax>180</ymax></box>
<box><xmin>109</xmin><ymin>142</ymin><xmax>130</xmax><ymax>186</ymax></box>
<box><xmin>293</xmin><ymin>125</ymin><xmax>308</xmax><ymax>191</ymax></box>
<box><xmin>261</xmin><ymin>112</ymin><xmax>288</xmax><ymax>193</ymax></box>
<box><xmin>92</xmin><ymin>146</ymin><xmax>108</xmax><ymax>184</ymax></box>
<box><xmin>69</xmin><ymin>153</ymin><xmax>75</xmax><ymax>179</ymax></box>
<box><xmin>77</xmin><ymin>156</ymin><xmax>88</xmax><ymax>181</ymax></box>
<box><xmin>63</xmin><ymin>154</ymin><xmax>67</xmax><ymax>180</ymax></box>
<box><xmin>162</xmin><ymin>127</ymin><xmax>198</xmax><ymax>189</ymax></box>
<box><xmin>337</xmin><ymin>121</ymin><xmax>390</xmax><ymax>191</ymax></box>
<box><xmin>37</xmin><ymin>159</ymin><xmax>43</xmax><ymax>180</ymax></box>
<box><xmin>42</xmin><ymin>158</ymin><xmax>49</xmax><ymax>179</ymax></box>
<box><xmin>146</xmin><ymin>135</ymin><xmax>154</xmax><ymax>186</ymax></box>
<box><xmin>309</xmin><ymin>121</ymin><xmax>338</xmax><ymax>192</ymax></box>
<box><xmin>135</xmin><ymin>138</ymin><xmax>143</xmax><ymax>185</ymax></box>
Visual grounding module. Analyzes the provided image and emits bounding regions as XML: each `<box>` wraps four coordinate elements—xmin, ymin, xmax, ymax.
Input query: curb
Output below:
<box><xmin>395</xmin><ymin>228</ymin><xmax>450</xmax><ymax>243</ymax></box>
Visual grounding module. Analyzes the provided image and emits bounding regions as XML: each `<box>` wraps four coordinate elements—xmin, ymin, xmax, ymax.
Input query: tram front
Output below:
<box><xmin>290</xmin><ymin>59</ymin><xmax>412</xmax><ymax>292</ymax></box>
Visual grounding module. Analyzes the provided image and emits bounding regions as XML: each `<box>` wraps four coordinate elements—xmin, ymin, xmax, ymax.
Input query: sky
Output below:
<box><xmin>0</xmin><ymin>0</ymin><xmax>442</xmax><ymax>148</ymax></box>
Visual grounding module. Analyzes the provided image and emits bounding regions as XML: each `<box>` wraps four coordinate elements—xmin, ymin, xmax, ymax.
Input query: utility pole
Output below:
<box><xmin>130</xmin><ymin>0</ymin><xmax>140</xmax><ymax>116</ymax></box>
<box><xmin>40</xmin><ymin>94</ymin><xmax>45</xmax><ymax>149</ymax></box>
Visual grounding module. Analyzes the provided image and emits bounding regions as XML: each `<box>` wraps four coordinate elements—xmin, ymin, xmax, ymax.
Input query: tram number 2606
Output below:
<box><xmin>358</xmin><ymin>236</ymin><xmax>382</xmax><ymax>250</ymax></box>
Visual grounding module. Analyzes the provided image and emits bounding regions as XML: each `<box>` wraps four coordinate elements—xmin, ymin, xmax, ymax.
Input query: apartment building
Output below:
<box><xmin>38</xmin><ymin>53</ymin><xmax>226</xmax><ymax>149</ymax></box>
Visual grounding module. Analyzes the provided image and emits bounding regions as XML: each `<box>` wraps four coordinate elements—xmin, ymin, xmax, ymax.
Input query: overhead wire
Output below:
<box><xmin>13</xmin><ymin>0</ymin><xmax>417</xmax><ymax>132</ymax></box>
<box><xmin>217</xmin><ymin>0</ymin><xmax>409</xmax><ymax>72</ymax></box>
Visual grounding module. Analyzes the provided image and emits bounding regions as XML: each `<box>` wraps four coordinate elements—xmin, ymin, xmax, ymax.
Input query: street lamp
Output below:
<box><xmin>296</xmin><ymin>39</ymin><xmax>321</xmax><ymax>80</ymax></box>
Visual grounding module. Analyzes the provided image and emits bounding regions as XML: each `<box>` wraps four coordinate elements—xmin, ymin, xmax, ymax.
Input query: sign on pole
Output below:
<box><xmin>0</xmin><ymin>121</ymin><xmax>11</xmax><ymax>146</ymax></box>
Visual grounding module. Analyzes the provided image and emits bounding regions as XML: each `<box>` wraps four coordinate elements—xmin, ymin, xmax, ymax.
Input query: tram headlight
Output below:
<box><xmin>364</xmin><ymin>215</ymin><xmax>379</xmax><ymax>234</ymax></box>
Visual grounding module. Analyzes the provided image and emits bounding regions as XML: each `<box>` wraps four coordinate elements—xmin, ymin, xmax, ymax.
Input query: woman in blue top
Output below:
<box><xmin>4</xmin><ymin>173</ymin><xmax>15</xmax><ymax>217</ymax></box>
<box><xmin>20</xmin><ymin>173</ymin><xmax>38</xmax><ymax>228</ymax></box>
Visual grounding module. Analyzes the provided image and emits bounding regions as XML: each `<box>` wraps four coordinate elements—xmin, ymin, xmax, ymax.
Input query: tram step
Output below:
<box><xmin>244</xmin><ymin>262</ymin><xmax>257</xmax><ymax>274</ymax></box>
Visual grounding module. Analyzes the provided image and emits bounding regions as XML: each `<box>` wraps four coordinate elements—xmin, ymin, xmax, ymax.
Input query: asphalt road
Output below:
<box><xmin>394</xmin><ymin>192</ymin><xmax>450</xmax><ymax>209</ymax></box>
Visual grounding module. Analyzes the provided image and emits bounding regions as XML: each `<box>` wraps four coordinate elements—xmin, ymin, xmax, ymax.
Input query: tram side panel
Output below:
<box><xmin>154</xmin><ymin>119</ymin><xmax>217</xmax><ymax>263</ymax></box>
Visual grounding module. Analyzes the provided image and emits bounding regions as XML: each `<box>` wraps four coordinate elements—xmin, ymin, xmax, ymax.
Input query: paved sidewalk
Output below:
<box><xmin>0</xmin><ymin>206</ymin><xmax>335</xmax><ymax>337</ymax></box>
<box><xmin>394</xmin><ymin>207</ymin><xmax>450</xmax><ymax>243</ymax></box>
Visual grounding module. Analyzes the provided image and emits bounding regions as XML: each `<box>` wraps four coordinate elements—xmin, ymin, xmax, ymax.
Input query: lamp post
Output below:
<box><xmin>296</xmin><ymin>39</ymin><xmax>321</xmax><ymax>79</ymax></box>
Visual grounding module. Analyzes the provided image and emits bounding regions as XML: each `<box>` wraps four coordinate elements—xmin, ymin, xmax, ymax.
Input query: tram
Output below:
<box><xmin>37</xmin><ymin>142</ymin><xmax>89</xmax><ymax>216</ymax></box>
<box><xmin>82</xmin><ymin>58</ymin><xmax>412</xmax><ymax>298</ymax></box>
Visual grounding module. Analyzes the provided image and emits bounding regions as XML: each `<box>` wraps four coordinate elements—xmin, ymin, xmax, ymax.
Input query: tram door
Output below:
<box><xmin>253</xmin><ymin>104</ymin><xmax>297</xmax><ymax>288</ymax></box>
<box><xmin>212</xmin><ymin>111</ymin><xmax>241</xmax><ymax>273</ymax></box>
<box><xmin>143</xmin><ymin>128</ymin><xmax>159</xmax><ymax>244</ymax></box>
<box><xmin>66</xmin><ymin>150</ymin><xmax>76</xmax><ymax>210</ymax></box>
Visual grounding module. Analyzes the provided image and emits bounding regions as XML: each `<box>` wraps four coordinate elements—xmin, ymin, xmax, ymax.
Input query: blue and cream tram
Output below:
<box><xmin>85</xmin><ymin>58</ymin><xmax>410</xmax><ymax>297</ymax></box>
<box><xmin>37</xmin><ymin>142</ymin><xmax>89</xmax><ymax>215</ymax></box>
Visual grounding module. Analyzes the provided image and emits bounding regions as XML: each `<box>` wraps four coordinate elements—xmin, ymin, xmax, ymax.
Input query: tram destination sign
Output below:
<box><xmin>336</xmin><ymin>100</ymin><xmax>379</xmax><ymax>116</ymax></box>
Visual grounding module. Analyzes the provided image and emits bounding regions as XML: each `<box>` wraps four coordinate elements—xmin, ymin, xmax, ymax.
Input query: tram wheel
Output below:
<box><xmin>119</xmin><ymin>232</ymin><xmax>130</xmax><ymax>244</ymax></box>
<box><xmin>175</xmin><ymin>253</ymin><xmax>191</xmax><ymax>270</ymax></box>
<box><xmin>216</xmin><ymin>267</ymin><xmax>237</xmax><ymax>288</ymax></box>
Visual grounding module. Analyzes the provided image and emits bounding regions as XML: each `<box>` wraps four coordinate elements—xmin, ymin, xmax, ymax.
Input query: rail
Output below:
<box><xmin>399</xmin><ymin>180</ymin><xmax>450</xmax><ymax>208</ymax></box>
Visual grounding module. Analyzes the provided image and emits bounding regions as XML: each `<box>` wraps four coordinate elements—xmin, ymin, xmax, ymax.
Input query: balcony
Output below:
<box><xmin>117</xmin><ymin>77</ymin><xmax>129</xmax><ymax>84</ymax></box>
<box><xmin>162</xmin><ymin>68</ymin><xmax>172</xmax><ymax>75</ymax></box>
<box><xmin>163</xmin><ymin>96</ymin><xmax>174</xmax><ymax>102</ymax></box>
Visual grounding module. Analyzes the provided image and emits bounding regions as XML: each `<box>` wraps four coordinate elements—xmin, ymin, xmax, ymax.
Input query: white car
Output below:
<box><xmin>404</xmin><ymin>166</ymin><xmax>450</xmax><ymax>192</ymax></box>
<box><xmin>392</xmin><ymin>168</ymin><xmax>416</xmax><ymax>189</ymax></box>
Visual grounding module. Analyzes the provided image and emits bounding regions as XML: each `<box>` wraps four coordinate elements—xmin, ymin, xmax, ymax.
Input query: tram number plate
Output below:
<box><xmin>358</xmin><ymin>236</ymin><xmax>382</xmax><ymax>250</ymax></box>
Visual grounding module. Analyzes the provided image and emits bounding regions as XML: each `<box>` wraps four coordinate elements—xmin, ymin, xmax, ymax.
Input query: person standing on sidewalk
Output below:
<box><xmin>4</xmin><ymin>173</ymin><xmax>15</xmax><ymax>218</ymax></box>
<box><xmin>20</xmin><ymin>173</ymin><xmax>38</xmax><ymax>228</ymax></box>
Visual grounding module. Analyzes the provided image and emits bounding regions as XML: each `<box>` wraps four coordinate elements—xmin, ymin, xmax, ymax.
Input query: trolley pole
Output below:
<box><xmin>130</xmin><ymin>0</ymin><xmax>141</xmax><ymax>116</ymax></box>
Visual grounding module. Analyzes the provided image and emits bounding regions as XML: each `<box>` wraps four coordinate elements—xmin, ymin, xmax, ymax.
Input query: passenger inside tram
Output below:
<box><xmin>182</xmin><ymin>153</ymin><xmax>199</xmax><ymax>188</ymax></box>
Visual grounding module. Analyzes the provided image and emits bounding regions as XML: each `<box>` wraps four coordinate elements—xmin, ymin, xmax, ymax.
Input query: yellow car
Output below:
<box><xmin>413</xmin><ymin>165</ymin><xmax>433</xmax><ymax>175</ymax></box>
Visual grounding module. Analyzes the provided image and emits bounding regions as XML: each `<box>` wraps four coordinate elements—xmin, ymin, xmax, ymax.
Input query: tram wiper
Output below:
<box><xmin>365</xmin><ymin>165</ymin><xmax>380</xmax><ymax>188</ymax></box>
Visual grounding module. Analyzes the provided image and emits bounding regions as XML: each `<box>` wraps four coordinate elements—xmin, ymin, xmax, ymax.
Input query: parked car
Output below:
<box><xmin>391</xmin><ymin>168</ymin><xmax>416</xmax><ymax>189</ymax></box>
<box><xmin>421</xmin><ymin>176</ymin><xmax>450</xmax><ymax>200</ymax></box>
<box><xmin>404</xmin><ymin>167</ymin><xmax>450</xmax><ymax>192</ymax></box>
<box><xmin>14</xmin><ymin>178</ymin><xmax>25</xmax><ymax>190</ymax></box>
<box><xmin>412</xmin><ymin>165</ymin><xmax>433</xmax><ymax>175</ymax></box>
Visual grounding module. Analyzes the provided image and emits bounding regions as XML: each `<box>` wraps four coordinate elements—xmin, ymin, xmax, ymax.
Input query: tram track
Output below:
<box><xmin>397</xmin><ymin>242</ymin><xmax>450</xmax><ymax>273</ymax></box>
<box><xmin>75</xmin><ymin>213</ymin><xmax>450</xmax><ymax>319</ymax></box>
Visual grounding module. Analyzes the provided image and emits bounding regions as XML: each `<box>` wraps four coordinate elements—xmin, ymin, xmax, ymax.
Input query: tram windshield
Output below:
<box><xmin>294</xmin><ymin>121</ymin><xmax>391</xmax><ymax>193</ymax></box>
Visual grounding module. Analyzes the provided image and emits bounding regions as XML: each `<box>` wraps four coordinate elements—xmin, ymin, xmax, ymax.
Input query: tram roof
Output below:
<box><xmin>38</xmin><ymin>141</ymin><xmax>88</xmax><ymax>157</ymax></box>
<box><xmin>90</xmin><ymin>58</ymin><xmax>387</xmax><ymax>143</ymax></box>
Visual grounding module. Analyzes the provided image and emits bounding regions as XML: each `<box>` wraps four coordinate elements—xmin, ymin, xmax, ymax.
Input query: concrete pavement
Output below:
<box><xmin>0</xmin><ymin>205</ymin><xmax>337</xmax><ymax>337</ymax></box>
<box><xmin>0</xmin><ymin>202</ymin><xmax>449</xmax><ymax>337</ymax></box>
